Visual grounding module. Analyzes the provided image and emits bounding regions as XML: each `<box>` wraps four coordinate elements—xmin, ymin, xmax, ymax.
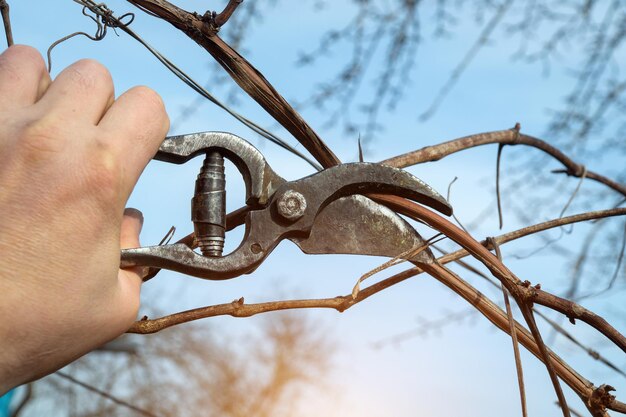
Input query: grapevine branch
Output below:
<box><xmin>372</xmin><ymin>195</ymin><xmax>626</xmax><ymax>352</ymax></box>
<box><xmin>380</xmin><ymin>126</ymin><xmax>626</xmax><ymax>197</ymax></box>
<box><xmin>125</xmin><ymin>0</ymin><xmax>340</xmax><ymax>168</ymax></box>
<box><xmin>489</xmin><ymin>237</ymin><xmax>528</xmax><ymax>417</ymax></box>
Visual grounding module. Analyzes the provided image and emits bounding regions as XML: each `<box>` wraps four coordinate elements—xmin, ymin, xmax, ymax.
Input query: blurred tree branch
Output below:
<box><xmin>17</xmin><ymin>315</ymin><xmax>332</xmax><ymax>417</ymax></box>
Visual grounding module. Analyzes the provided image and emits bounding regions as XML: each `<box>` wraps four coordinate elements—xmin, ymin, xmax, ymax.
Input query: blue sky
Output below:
<box><xmin>8</xmin><ymin>1</ymin><xmax>626</xmax><ymax>416</ymax></box>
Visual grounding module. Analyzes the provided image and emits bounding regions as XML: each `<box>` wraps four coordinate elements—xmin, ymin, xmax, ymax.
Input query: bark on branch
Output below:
<box><xmin>371</xmin><ymin>194</ymin><xmax>626</xmax><ymax>353</ymax></box>
<box><xmin>380</xmin><ymin>128</ymin><xmax>626</xmax><ymax>197</ymax></box>
<box><xmin>126</xmin><ymin>0</ymin><xmax>340</xmax><ymax>168</ymax></box>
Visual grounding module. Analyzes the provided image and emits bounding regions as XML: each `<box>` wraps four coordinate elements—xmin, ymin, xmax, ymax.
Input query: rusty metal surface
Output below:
<box><xmin>156</xmin><ymin>131</ymin><xmax>285</xmax><ymax>205</ymax></box>
<box><xmin>293</xmin><ymin>194</ymin><xmax>434</xmax><ymax>264</ymax></box>
<box><xmin>120</xmin><ymin>132</ymin><xmax>451</xmax><ymax>280</ymax></box>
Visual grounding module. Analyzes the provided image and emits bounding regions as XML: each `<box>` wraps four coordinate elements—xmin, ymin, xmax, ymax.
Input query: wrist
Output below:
<box><xmin>0</xmin><ymin>330</ymin><xmax>21</xmax><ymax>396</ymax></box>
<box><xmin>0</xmin><ymin>280</ymin><xmax>26</xmax><ymax>396</ymax></box>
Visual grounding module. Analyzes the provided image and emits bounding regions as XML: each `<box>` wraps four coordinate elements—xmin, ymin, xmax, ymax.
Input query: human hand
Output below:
<box><xmin>0</xmin><ymin>45</ymin><xmax>169</xmax><ymax>394</ymax></box>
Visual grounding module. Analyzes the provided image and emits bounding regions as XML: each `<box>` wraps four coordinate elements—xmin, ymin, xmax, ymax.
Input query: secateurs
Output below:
<box><xmin>120</xmin><ymin>132</ymin><xmax>453</xmax><ymax>280</ymax></box>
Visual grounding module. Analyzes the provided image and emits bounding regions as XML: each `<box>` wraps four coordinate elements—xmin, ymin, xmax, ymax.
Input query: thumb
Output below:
<box><xmin>120</xmin><ymin>208</ymin><xmax>143</xmax><ymax>249</ymax></box>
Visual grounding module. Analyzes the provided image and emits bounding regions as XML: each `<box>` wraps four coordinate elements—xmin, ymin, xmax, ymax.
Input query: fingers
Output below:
<box><xmin>0</xmin><ymin>45</ymin><xmax>51</xmax><ymax>111</ymax></box>
<box><xmin>98</xmin><ymin>86</ymin><xmax>169</xmax><ymax>196</ymax></box>
<box><xmin>36</xmin><ymin>59</ymin><xmax>114</xmax><ymax>126</ymax></box>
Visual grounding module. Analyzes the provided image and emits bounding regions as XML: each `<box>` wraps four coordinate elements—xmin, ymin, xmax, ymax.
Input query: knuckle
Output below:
<box><xmin>83</xmin><ymin>142</ymin><xmax>123</xmax><ymax>201</ymax></box>
<box><xmin>67</xmin><ymin>59</ymin><xmax>113</xmax><ymax>93</ymax></box>
<box><xmin>0</xmin><ymin>45</ymin><xmax>47</xmax><ymax>82</ymax></box>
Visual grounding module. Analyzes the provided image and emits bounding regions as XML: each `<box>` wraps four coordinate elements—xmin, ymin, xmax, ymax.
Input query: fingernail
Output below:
<box><xmin>124</xmin><ymin>208</ymin><xmax>144</xmax><ymax>232</ymax></box>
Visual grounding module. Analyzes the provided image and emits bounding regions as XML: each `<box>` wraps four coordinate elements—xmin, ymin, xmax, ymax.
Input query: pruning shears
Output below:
<box><xmin>120</xmin><ymin>132</ymin><xmax>453</xmax><ymax>280</ymax></box>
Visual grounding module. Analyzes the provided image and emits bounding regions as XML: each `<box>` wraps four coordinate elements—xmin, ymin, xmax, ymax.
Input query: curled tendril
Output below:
<box><xmin>50</xmin><ymin>0</ymin><xmax>323</xmax><ymax>171</ymax></box>
<box><xmin>46</xmin><ymin>1</ymin><xmax>135</xmax><ymax>72</ymax></box>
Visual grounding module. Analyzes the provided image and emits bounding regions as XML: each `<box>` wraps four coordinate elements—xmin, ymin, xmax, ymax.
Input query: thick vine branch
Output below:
<box><xmin>126</xmin><ymin>0</ymin><xmax>341</xmax><ymax>168</ymax></box>
<box><xmin>380</xmin><ymin>128</ymin><xmax>626</xmax><ymax>197</ymax></box>
<box><xmin>365</xmin><ymin>208</ymin><xmax>626</xmax><ymax>297</ymax></box>
<box><xmin>372</xmin><ymin>194</ymin><xmax>626</xmax><ymax>354</ymax></box>
<box><xmin>372</xmin><ymin>196</ymin><xmax>622</xmax><ymax>416</ymax></box>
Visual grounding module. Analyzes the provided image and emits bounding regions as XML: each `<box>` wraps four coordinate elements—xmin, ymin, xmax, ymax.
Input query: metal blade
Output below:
<box><xmin>291</xmin><ymin>194</ymin><xmax>434</xmax><ymax>264</ymax></box>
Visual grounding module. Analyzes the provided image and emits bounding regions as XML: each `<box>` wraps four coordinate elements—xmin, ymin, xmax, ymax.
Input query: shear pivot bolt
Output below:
<box><xmin>277</xmin><ymin>190</ymin><xmax>307</xmax><ymax>221</ymax></box>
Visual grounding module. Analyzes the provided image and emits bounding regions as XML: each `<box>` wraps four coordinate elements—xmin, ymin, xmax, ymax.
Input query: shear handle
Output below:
<box><xmin>155</xmin><ymin>131</ymin><xmax>285</xmax><ymax>205</ymax></box>
<box><xmin>121</xmin><ymin>163</ymin><xmax>452</xmax><ymax>280</ymax></box>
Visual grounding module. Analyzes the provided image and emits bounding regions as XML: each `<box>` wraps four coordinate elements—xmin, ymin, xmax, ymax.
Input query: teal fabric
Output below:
<box><xmin>0</xmin><ymin>389</ymin><xmax>14</xmax><ymax>417</ymax></box>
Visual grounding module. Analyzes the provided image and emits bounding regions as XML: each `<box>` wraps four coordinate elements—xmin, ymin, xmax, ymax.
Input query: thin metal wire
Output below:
<box><xmin>51</xmin><ymin>0</ymin><xmax>322</xmax><ymax>171</ymax></box>
<box><xmin>47</xmin><ymin>4</ymin><xmax>134</xmax><ymax>72</ymax></box>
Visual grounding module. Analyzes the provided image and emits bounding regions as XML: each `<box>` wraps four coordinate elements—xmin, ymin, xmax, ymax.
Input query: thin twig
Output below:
<box><xmin>605</xmin><ymin>219</ymin><xmax>626</xmax><ymax>292</ymax></box>
<box><xmin>380</xmin><ymin>128</ymin><xmax>626</xmax><ymax>197</ymax></box>
<box><xmin>536</xmin><ymin>310</ymin><xmax>626</xmax><ymax>379</ymax></box>
<box><xmin>559</xmin><ymin>166</ymin><xmax>587</xmax><ymax>218</ymax></box>
<box><xmin>55</xmin><ymin>371</ymin><xmax>160</xmax><ymax>417</ymax></box>
<box><xmin>0</xmin><ymin>0</ymin><xmax>13</xmax><ymax>46</ymax></box>
<box><xmin>496</xmin><ymin>143</ymin><xmax>505</xmax><ymax>229</ymax></box>
<box><xmin>214</xmin><ymin>0</ymin><xmax>243</xmax><ymax>28</ymax></box>
<box><xmin>446</xmin><ymin>177</ymin><xmax>469</xmax><ymax>233</ymax></box>
<box><xmin>351</xmin><ymin>234</ymin><xmax>444</xmax><ymax>298</ymax></box>
<box><xmin>371</xmin><ymin>308</ymin><xmax>476</xmax><ymax>349</ymax></box>
<box><xmin>488</xmin><ymin>237</ymin><xmax>528</xmax><ymax>417</ymax></box>
<box><xmin>419</xmin><ymin>0</ymin><xmax>514</xmax><ymax>120</ymax></box>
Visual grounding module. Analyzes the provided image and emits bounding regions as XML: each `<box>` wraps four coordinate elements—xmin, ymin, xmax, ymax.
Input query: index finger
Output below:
<box><xmin>98</xmin><ymin>86</ymin><xmax>170</xmax><ymax>197</ymax></box>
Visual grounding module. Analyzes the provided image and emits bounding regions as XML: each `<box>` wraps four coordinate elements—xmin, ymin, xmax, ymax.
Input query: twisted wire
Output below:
<box><xmin>48</xmin><ymin>0</ymin><xmax>322</xmax><ymax>170</ymax></box>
